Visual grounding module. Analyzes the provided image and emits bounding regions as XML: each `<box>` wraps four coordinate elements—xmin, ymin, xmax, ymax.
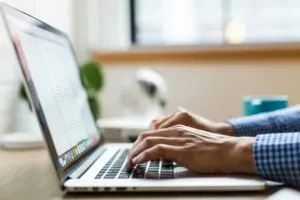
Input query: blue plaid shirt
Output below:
<box><xmin>228</xmin><ymin>106</ymin><xmax>300</xmax><ymax>186</ymax></box>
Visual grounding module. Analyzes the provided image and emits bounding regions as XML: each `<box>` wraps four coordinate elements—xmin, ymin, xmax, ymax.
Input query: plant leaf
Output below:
<box><xmin>80</xmin><ymin>61</ymin><xmax>104</xmax><ymax>92</ymax></box>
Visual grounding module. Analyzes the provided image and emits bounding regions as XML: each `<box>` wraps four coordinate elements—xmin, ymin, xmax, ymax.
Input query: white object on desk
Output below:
<box><xmin>0</xmin><ymin>13</ymin><xmax>20</xmax><ymax>135</ymax></box>
<box><xmin>97</xmin><ymin>118</ymin><xmax>150</xmax><ymax>142</ymax></box>
<box><xmin>120</xmin><ymin>69</ymin><xmax>167</xmax><ymax>119</ymax></box>
<box><xmin>98</xmin><ymin>117</ymin><xmax>150</xmax><ymax>130</ymax></box>
<box><xmin>0</xmin><ymin>99</ymin><xmax>44</xmax><ymax>150</ymax></box>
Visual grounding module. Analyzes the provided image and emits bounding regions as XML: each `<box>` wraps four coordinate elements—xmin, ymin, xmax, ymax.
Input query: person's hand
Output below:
<box><xmin>127</xmin><ymin>125</ymin><xmax>257</xmax><ymax>174</ymax></box>
<box><xmin>151</xmin><ymin>108</ymin><xmax>236</xmax><ymax>136</ymax></box>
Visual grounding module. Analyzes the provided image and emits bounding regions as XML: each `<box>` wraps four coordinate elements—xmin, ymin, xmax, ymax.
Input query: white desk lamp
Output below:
<box><xmin>98</xmin><ymin>69</ymin><xmax>168</xmax><ymax>142</ymax></box>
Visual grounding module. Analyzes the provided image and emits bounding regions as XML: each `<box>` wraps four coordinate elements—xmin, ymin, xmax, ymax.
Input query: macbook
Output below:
<box><xmin>0</xmin><ymin>4</ymin><xmax>267</xmax><ymax>192</ymax></box>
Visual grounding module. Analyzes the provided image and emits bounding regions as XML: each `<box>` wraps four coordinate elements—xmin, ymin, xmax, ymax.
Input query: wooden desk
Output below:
<box><xmin>0</xmin><ymin>149</ymin><xmax>281</xmax><ymax>200</ymax></box>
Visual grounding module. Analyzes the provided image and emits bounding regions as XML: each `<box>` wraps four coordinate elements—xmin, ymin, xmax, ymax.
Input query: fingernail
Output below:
<box><xmin>133</xmin><ymin>155</ymin><xmax>142</xmax><ymax>164</ymax></box>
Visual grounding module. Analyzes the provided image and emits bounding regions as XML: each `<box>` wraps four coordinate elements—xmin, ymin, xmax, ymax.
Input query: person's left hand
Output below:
<box><xmin>127</xmin><ymin>125</ymin><xmax>257</xmax><ymax>174</ymax></box>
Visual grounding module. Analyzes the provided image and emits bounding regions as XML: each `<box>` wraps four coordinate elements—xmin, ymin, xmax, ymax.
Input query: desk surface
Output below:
<box><xmin>0</xmin><ymin>149</ymin><xmax>281</xmax><ymax>200</ymax></box>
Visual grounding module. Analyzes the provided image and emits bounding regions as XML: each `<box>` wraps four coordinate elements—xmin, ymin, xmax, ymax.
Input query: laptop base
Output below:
<box><xmin>64</xmin><ymin>143</ymin><xmax>267</xmax><ymax>193</ymax></box>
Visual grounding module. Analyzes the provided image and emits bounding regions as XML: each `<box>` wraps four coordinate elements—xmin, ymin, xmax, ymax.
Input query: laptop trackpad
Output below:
<box><xmin>174</xmin><ymin>166</ymin><xmax>199</xmax><ymax>178</ymax></box>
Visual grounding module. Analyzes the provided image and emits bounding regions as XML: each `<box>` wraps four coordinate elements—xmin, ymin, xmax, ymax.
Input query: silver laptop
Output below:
<box><xmin>1</xmin><ymin>4</ymin><xmax>267</xmax><ymax>192</ymax></box>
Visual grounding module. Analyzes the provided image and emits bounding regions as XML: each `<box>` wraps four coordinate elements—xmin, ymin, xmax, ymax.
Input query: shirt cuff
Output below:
<box><xmin>228</xmin><ymin>113</ymin><xmax>274</xmax><ymax>137</ymax></box>
<box><xmin>254</xmin><ymin>133</ymin><xmax>300</xmax><ymax>185</ymax></box>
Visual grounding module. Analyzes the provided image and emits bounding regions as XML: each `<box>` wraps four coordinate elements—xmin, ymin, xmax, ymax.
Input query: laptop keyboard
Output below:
<box><xmin>95</xmin><ymin>148</ymin><xmax>174</xmax><ymax>179</ymax></box>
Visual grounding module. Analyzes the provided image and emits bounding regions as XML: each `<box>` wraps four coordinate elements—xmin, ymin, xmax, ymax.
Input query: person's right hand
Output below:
<box><xmin>151</xmin><ymin>108</ymin><xmax>236</xmax><ymax>136</ymax></box>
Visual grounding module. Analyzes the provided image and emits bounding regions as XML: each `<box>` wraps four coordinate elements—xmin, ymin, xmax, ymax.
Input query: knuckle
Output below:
<box><xmin>155</xmin><ymin>144</ymin><xmax>163</xmax><ymax>153</ymax></box>
<box><xmin>143</xmin><ymin>137</ymin><xmax>152</xmax><ymax>146</ymax></box>
<box><xmin>179</xmin><ymin>111</ymin><xmax>189</xmax><ymax>118</ymax></box>
<box><xmin>155</xmin><ymin>144</ymin><xmax>165</xmax><ymax>154</ymax></box>
<box><xmin>140</xmin><ymin>131</ymin><xmax>149</xmax><ymax>139</ymax></box>
<box><xmin>182</xmin><ymin>131</ymin><xmax>193</xmax><ymax>137</ymax></box>
<box><xmin>175</xmin><ymin>126</ymin><xmax>185</xmax><ymax>135</ymax></box>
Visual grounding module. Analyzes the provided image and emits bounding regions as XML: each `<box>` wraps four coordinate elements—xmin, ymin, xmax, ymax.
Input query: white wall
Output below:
<box><xmin>72</xmin><ymin>0</ymin><xmax>130</xmax><ymax>61</ymax></box>
<box><xmin>100</xmin><ymin>60</ymin><xmax>300</xmax><ymax>121</ymax></box>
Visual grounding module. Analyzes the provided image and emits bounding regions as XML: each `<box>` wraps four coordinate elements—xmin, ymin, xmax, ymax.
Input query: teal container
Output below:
<box><xmin>243</xmin><ymin>96</ymin><xmax>288</xmax><ymax>116</ymax></box>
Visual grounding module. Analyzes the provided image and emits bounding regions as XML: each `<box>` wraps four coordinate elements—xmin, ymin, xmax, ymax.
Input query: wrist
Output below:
<box><xmin>213</xmin><ymin>122</ymin><xmax>236</xmax><ymax>136</ymax></box>
<box><xmin>228</xmin><ymin>137</ymin><xmax>257</xmax><ymax>174</ymax></box>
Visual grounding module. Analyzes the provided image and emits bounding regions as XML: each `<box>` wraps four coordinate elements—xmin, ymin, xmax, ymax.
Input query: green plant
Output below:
<box><xmin>19</xmin><ymin>60</ymin><xmax>104</xmax><ymax>120</ymax></box>
<box><xmin>80</xmin><ymin>61</ymin><xmax>104</xmax><ymax>119</ymax></box>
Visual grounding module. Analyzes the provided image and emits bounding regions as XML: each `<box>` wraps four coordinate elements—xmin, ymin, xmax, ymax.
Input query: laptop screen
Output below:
<box><xmin>2</xmin><ymin>5</ymin><xmax>101</xmax><ymax>171</ymax></box>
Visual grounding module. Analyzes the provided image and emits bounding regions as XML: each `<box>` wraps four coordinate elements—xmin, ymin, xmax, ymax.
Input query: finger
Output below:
<box><xmin>179</xmin><ymin>125</ymin><xmax>221</xmax><ymax>139</ymax></box>
<box><xmin>127</xmin><ymin>127</ymin><xmax>186</xmax><ymax>168</ymax></box>
<box><xmin>131</xmin><ymin>127</ymin><xmax>185</xmax><ymax>151</ymax></box>
<box><xmin>132</xmin><ymin>144</ymin><xmax>181</xmax><ymax>165</ymax></box>
<box><xmin>152</xmin><ymin>113</ymin><xmax>176</xmax><ymax>129</ymax></box>
<box><xmin>128</xmin><ymin>137</ymin><xmax>186</xmax><ymax>167</ymax></box>
<box><xmin>150</xmin><ymin>117</ymin><xmax>164</xmax><ymax>129</ymax></box>
<box><xmin>157</xmin><ymin>113</ymin><xmax>182</xmax><ymax>129</ymax></box>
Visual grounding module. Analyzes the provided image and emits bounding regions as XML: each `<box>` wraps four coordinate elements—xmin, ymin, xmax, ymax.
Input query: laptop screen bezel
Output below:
<box><xmin>0</xmin><ymin>3</ymin><xmax>103</xmax><ymax>185</ymax></box>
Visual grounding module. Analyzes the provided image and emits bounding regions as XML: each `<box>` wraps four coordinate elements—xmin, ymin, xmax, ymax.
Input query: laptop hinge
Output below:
<box><xmin>68</xmin><ymin>146</ymin><xmax>106</xmax><ymax>179</ymax></box>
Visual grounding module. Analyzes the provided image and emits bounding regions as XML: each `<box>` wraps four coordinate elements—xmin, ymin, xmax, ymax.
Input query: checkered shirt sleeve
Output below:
<box><xmin>228</xmin><ymin>106</ymin><xmax>300</xmax><ymax>185</ymax></box>
<box><xmin>254</xmin><ymin>133</ymin><xmax>300</xmax><ymax>185</ymax></box>
<box><xmin>228</xmin><ymin>105</ymin><xmax>300</xmax><ymax>137</ymax></box>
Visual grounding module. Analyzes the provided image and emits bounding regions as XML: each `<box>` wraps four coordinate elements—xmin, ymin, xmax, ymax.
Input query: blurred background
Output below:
<box><xmin>1</xmin><ymin>0</ymin><xmax>300</xmax><ymax>130</ymax></box>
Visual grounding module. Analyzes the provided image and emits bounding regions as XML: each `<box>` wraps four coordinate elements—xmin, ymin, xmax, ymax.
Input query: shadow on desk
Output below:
<box><xmin>64</xmin><ymin>188</ymin><xmax>281</xmax><ymax>200</ymax></box>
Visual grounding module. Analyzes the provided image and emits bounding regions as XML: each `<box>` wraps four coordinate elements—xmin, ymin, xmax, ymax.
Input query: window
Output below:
<box><xmin>130</xmin><ymin>0</ymin><xmax>300</xmax><ymax>46</ymax></box>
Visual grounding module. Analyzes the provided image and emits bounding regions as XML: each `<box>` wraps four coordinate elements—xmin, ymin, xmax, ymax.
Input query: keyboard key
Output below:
<box><xmin>147</xmin><ymin>170</ymin><xmax>158</xmax><ymax>173</ymax></box>
<box><xmin>108</xmin><ymin>169</ymin><xmax>120</xmax><ymax>172</ymax></box>
<box><xmin>132</xmin><ymin>173</ymin><xmax>144</xmax><ymax>179</ymax></box>
<box><xmin>96</xmin><ymin>151</ymin><xmax>175</xmax><ymax>180</ymax></box>
<box><xmin>135</xmin><ymin>166</ymin><xmax>146</xmax><ymax>170</ymax></box>
<box><xmin>118</xmin><ymin>173</ymin><xmax>131</xmax><ymax>179</ymax></box>
<box><xmin>131</xmin><ymin>165</ymin><xmax>146</xmax><ymax>179</ymax></box>
<box><xmin>160</xmin><ymin>173</ymin><xmax>173</xmax><ymax>179</ymax></box>
<box><xmin>145</xmin><ymin>172</ymin><xmax>159</xmax><ymax>179</ymax></box>
<box><xmin>104</xmin><ymin>176</ymin><xmax>116</xmax><ymax>179</ymax></box>
<box><xmin>94</xmin><ymin>149</ymin><xmax>122</xmax><ymax>179</ymax></box>
<box><xmin>118</xmin><ymin>175</ymin><xmax>130</xmax><ymax>179</ymax></box>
